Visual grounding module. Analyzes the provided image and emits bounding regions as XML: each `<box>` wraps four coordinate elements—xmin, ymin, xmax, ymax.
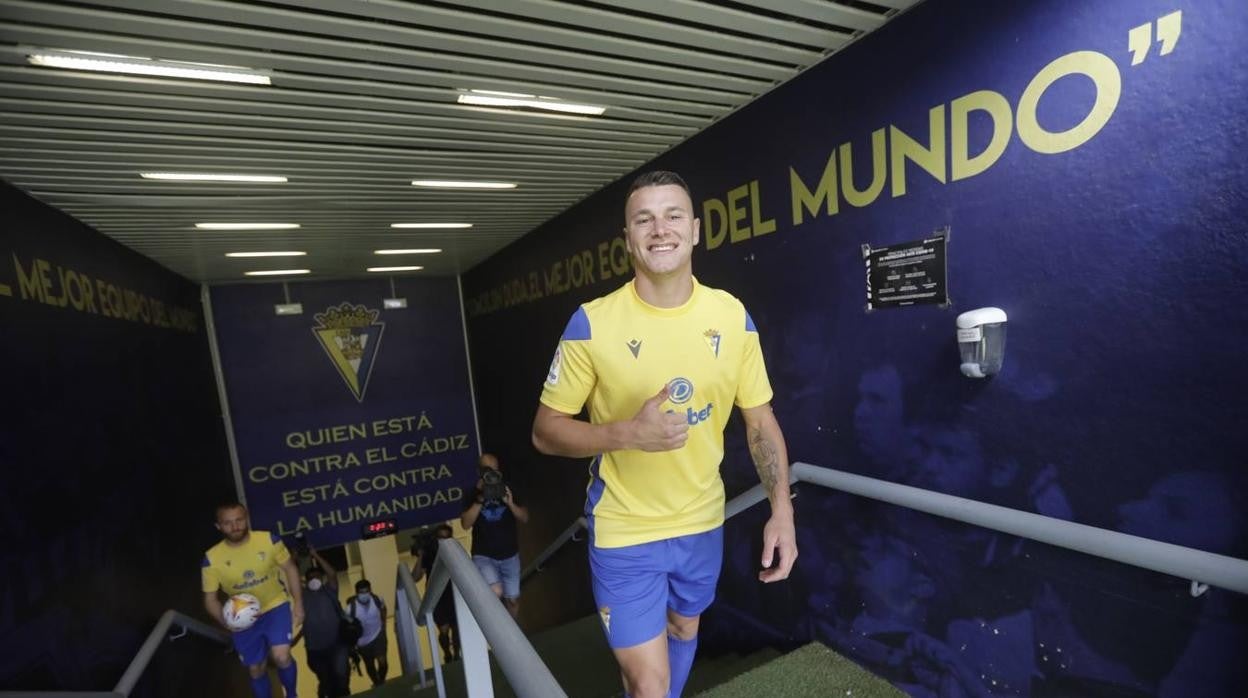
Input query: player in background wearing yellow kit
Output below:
<box><xmin>533</xmin><ymin>171</ymin><xmax>798</xmax><ymax>698</ymax></box>
<box><xmin>203</xmin><ymin>502</ymin><xmax>304</xmax><ymax>698</ymax></box>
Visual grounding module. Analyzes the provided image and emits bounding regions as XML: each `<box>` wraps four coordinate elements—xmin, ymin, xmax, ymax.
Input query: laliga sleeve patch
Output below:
<box><xmin>546</xmin><ymin>346</ymin><xmax>562</xmax><ymax>386</ymax></box>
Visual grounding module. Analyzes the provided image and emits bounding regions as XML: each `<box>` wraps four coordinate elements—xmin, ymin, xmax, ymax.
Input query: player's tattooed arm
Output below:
<box><xmin>749</xmin><ymin>426</ymin><xmax>779</xmax><ymax>493</ymax></box>
<box><xmin>740</xmin><ymin>402</ymin><xmax>797</xmax><ymax>582</ymax></box>
<box><xmin>740</xmin><ymin>403</ymin><xmax>791</xmax><ymax>507</ymax></box>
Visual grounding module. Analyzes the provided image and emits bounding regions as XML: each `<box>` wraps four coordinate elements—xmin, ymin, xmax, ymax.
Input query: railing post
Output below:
<box><xmin>112</xmin><ymin>610</ymin><xmax>177</xmax><ymax>695</ymax></box>
<box><xmin>396</xmin><ymin>569</ymin><xmax>431</xmax><ymax>689</ymax></box>
<box><xmin>453</xmin><ymin>583</ymin><xmax>494</xmax><ymax>698</ymax></box>
<box><xmin>426</xmin><ymin>611</ymin><xmax>447</xmax><ymax>698</ymax></box>
<box><xmin>419</xmin><ymin>540</ymin><xmax>566</xmax><ymax>697</ymax></box>
<box><xmin>519</xmin><ymin>516</ymin><xmax>587</xmax><ymax>583</ymax></box>
<box><xmin>394</xmin><ymin>569</ymin><xmax>426</xmax><ymax>687</ymax></box>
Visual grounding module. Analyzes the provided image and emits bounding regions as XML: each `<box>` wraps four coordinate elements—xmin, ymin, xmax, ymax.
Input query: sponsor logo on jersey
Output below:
<box><xmin>681</xmin><ymin>403</ymin><xmax>714</xmax><ymax>425</ymax></box>
<box><xmin>666</xmin><ymin>377</ymin><xmax>712</xmax><ymax>426</ymax></box>
<box><xmin>668</xmin><ymin>377</ymin><xmax>694</xmax><ymax>404</ymax></box>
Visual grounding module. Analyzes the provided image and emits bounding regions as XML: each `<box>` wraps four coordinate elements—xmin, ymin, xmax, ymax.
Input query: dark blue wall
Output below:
<box><xmin>463</xmin><ymin>0</ymin><xmax>1248</xmax><ymax>695</ymax></box>
<box><xmin>0</xmin><ymin>182</ymin><xmax>241</xmax><ymax>694</ymax></box>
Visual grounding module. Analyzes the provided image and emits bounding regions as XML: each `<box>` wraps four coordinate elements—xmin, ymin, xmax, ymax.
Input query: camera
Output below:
<box><xmin>481</xmin><ymin>469</ymin><xmax>506</xmax><ymax>504</ymax></box>
<box><xmin>291</xmin><ymin>531</ymin><xmax>310</xmax><ymax>557</ymax></box>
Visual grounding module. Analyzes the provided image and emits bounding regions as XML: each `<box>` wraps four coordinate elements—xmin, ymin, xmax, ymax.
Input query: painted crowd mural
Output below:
<box><xmin>464</xmin><ymin>1</ymin><xmax>1248</xmax><ymax>695</ymax></box>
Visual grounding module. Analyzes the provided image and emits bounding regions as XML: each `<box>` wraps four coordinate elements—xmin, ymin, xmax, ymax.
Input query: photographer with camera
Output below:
<box><xmin>461</xmin><ymin>453</ymin><xmax>529</xmax><ymax>619</ymax></box>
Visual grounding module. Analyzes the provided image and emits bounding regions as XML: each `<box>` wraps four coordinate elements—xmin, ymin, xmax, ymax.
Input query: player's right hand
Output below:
<box><xmin>631</xmin><ymin>384</ymin><xmax>689</xmax><ymax>451</ymax></box>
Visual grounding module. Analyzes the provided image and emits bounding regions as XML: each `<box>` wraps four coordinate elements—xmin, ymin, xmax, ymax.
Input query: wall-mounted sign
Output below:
<box><xmin>864</xmin><ymin>228</ymin><xmax>950</xmax><ymax>310</ymax></box>
<box><xmin>209</xmin><ymin>278</ymin><xmax>478</xmax><ymax>548</ymax></box>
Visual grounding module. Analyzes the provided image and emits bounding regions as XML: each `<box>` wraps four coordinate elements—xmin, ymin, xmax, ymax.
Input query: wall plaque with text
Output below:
<box><xmin>864</xmin><ymin>229</ymin><xmax>950</xmax><ymax>309</ymax></box>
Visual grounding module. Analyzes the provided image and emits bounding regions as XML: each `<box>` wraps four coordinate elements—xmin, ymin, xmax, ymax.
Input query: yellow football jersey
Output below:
<box><xmin>201</xmin><ymin>531</ymin><xmax>292</xmax><ymax>613</ymax></box>
<box><xmin>540</xmin><ymin>278</ymin><xmax>773</xmax><ymax>548</ymax></box>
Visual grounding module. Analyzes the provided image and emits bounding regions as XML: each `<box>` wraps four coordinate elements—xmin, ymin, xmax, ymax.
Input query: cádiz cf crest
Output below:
<box><xmin>703</xmin><ymin>328</ymin><xmax>721</xmax><ymax>358</ymax></box>
<box><xmin>312</xmin><ymin>302</ymin><xmax>385</xmax><ymax>402</ymax></box>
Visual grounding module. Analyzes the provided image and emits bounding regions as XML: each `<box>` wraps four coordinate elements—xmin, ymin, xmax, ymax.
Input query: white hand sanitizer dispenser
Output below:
<box><xmin>956</xmin><ymin>307</ymin><xmax>1007</xmax><ymax>378</ymax></box>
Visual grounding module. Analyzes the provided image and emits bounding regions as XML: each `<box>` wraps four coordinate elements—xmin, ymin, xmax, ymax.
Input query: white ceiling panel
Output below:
<box><xmin>0</xmin><ymin>0</ymin><xmax>917</xmax><ymax>281</ymax></box>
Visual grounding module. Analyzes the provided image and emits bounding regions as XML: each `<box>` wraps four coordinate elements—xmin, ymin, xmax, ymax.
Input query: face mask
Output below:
<box><xmin>307</xmin><ymin>578</ymin><xmax>323</xmax><ymax>591</ymax></box>
<box><xmin>358</xmin><ymin>594</ymin><xmax>371</xmax><ymax>603</ymax></box>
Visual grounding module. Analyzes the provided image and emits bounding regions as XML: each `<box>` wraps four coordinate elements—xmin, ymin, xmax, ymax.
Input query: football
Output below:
<box><xmin>223</xmin><ymin>593</ymin><xmax>262</xmax><ymax>631</ymax></box>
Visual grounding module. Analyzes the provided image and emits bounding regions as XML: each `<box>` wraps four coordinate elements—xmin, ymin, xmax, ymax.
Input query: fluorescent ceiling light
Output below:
<box><xmin>389</xmin><ymin>222</ymin><xmax>473</xmax><ymax>229</ymax></box>
<box><xmin>458</xmin><ymin>90</ymin><xmax>605</xmax><ymax>116</ymax></box>
<box><xmin>27</xmin><ymin>50</ymin><xmax>271</xmax><ymax>85</ymax></box>
<box><xmin>470</xmin><ymin>89</ymin><xmax>535</xmax><ymax>98</ymax></box>
<box><xmin>226</xmin><ymin>251</ymin><xmax>306</xmax><ymax>258</ymax></box>
<box><xmin>142</xmin><ymin>173</ymin><xmax>287</xmax><ymax>183</ymax></box>
<box><xmin>374</xmin><ymin>249</ymin><xmax>442</xmax><ymax>255</ymax></box>
<box><xmin>245</xmin><ymin>269</ymin><xmax>310</xmax><ymax>276</ymax></box>
<box><xmin>196</xmin><ymin>222</ymin><xmax>300</xmax><ymax>230</ymax></box>
<box><xmin>368</xmin><ymin>266</ymin><xmax>424</xmax><ymax>272</ymax></box>
<box><xmin>412</xmin><ymin>180</ymin><xmax>516</xmax><ymax>189</ymax></box>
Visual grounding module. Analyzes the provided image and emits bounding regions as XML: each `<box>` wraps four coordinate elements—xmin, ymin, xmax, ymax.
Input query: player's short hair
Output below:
<box><xmin>627</xmin><ymin>171</ymin><xmax>691</xmax><ymax>200</ymax></box>
<box><xmin>215</xmin><ymin>501</ymin><xmax>247</xmax><ymax>519</ymax></box>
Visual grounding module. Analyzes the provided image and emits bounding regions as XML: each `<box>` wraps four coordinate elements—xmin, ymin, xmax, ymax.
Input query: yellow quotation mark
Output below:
<box><xmin>1128</xmin><ymin>10</ymin><xmax>1182</xmax><ymax>66</ymax></box>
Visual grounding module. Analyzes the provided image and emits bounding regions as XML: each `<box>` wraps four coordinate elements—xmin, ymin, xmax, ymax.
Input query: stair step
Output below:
<box><xmin>361</xmin><ymin>614</ymin><xmax>617</xmax><ymax>698</ymax></box>
<box><xmin>683</xmin><ymin>647</ymin><xmax>781</xmax><ymax>696</ymax></box>
<box><xmin>358</xmin><ymin>625</ymin><xmax>899</xmax><ymax>698</ymax></box>
<box><xmin>694</xmin><ymin>643</ymin><xmax>904</xmax><ymax>698</ymax></box>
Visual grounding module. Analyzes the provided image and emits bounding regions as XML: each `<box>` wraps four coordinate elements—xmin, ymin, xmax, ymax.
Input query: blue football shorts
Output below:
<box><xmin>232</xmin><ymin>601</ymin><xmax>293</xmax><ymax>666</ymax></box>
<box><xmin>472</xmin><ymin>553</ymin><xmax>522</xmax><ymax>600</ymax></box>
<box><xmin>589</xmin><ymin>526</ymin><xmax>724</xmax><ymax>649</ymax></box>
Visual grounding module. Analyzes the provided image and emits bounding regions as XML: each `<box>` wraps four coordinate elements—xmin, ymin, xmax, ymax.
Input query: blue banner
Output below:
<box><xmin>210</xmin><ymin>278</ymin><xmax>478</xmax><ymax>548</ymax></box>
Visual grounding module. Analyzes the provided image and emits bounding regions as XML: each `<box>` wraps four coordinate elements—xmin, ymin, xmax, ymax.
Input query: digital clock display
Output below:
<box><xmin>361</xmin><ymin>519</ymin><xmax>397</xmax><ymax>539</ymax></box>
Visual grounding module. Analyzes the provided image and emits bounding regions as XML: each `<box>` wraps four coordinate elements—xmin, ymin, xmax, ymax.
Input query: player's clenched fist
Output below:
<box><xmin>630</xmin><ymin>385</ymin><xmax>689</xmax><ymax>452</ymax></box>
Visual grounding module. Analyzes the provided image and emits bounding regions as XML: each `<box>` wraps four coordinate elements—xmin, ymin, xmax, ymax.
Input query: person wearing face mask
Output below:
<box><xmin>347</xmin><ymin>579</ymin><xmax>388</xmax><ymax>687</ymax></box>
<box><xmin>300</xmin><ymin>546</ymin><xmax>349</xmax><ymax>698</ymax></box>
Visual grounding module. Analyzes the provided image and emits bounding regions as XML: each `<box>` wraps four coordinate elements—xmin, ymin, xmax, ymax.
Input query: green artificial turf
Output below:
<box><xmin>694</xmin><ymin>643</ymin><xmax>904</xmax><ymax>698</ymax></box>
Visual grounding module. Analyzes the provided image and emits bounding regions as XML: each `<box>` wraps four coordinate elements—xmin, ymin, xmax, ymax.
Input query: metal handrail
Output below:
<box><xmin>0</xmin><ymin>610</ymin><xmax>231</xmax><ymax>698</ymax></box>
<box><xmin>519</xmin><ymin>516</ymin><xmax>586</xmax><ymax>583</ymax></box>
<box><xmin>789</xmin><ymin>462</ymin><xmax>1248</xmax><ymax>595</ymax></box>
<box><xmin>113</xmin><ymin>611</ymin><xmax>230</xmax><ymax>694</ymax></box>
<box><xmin>394</xmin><ymin>564</ymin><xmax>430</xmax><ymax>690</ymax></box>
<box><xmin>521</xmin><ymin>461</ymin><xmax>1248</xmax><ymax>597</ymax></box>
<box><xmin>415</xmin><ymin>537</ymin><xmax>566</xmax><ymax>698</ymax></box>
